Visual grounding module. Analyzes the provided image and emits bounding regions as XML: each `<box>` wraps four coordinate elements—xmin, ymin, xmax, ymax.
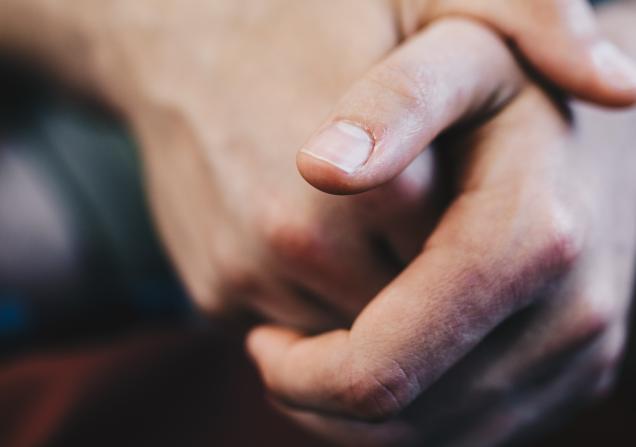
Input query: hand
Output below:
<box><xmin>120</xmin><ymin>1</ymin><xmax>445</xmax><ymax>329</ymax></box>
<box><xmin>0</xmin><ymin>1</ymin><xmax>634</xmax><ymax>444</ymax></box>
<box><xmin>30</xmin><ymin>2</ymin><xmax>526</xmax><ymax>331</ymax></box>
<box><xmin>0</xmin><ymin>0</ymin><xmax>635</xmax><ymax>332</ymax></box>
<box><xmin>296</xmin><ymin>1</ymin><xmax>636</xmax><ymax>195</ymax></box>
<box><xmin>248</xmin><ymin>78</ymin><xmax>636</xmax><ymax>447</ymax></box>
<box><xmin>397</xmin><ymin>0</ymin><xmax>636</xmax><ymax>107</ymax></box>
<box><xmin>4</xmin><ymin>0</ymin><xmax>636</xmax><ymax>108</ymax></box>
<box><xmin>246</xmin><ymin>3</ymin><xmax>636</xmax><ymax>443</ymax></box>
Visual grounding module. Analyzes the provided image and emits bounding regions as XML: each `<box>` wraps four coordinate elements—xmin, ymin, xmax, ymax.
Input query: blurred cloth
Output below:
<box><xmin>0</xmin><ymin>60</ymin><xmax>194</xmax><ymax>355</ymax></box>
<box><xmin>0</xmin><ymin>327</ymin><xmax>327</xmax><ymax>447</ymax></box>
<box><xmin>0</xmin><ymin>47</ymin><xmax>635</xmax><ymax>446</ymax></box>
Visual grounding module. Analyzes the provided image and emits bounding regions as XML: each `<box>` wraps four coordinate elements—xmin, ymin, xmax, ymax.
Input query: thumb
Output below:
<box><xmin>296</xmin><ymin>18</ymin><xmax>524</xmax><ymax>195</ymax></box>
<box><xmin>249</xmin><ymin>85</ymin><xmax>576</xmax><ymax>422</ymax></box>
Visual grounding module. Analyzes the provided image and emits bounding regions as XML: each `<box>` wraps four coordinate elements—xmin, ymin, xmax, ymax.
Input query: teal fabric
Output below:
<box><xmin>0</xmin><ymin>60</ymin><xmax>194</xmax><ymax>354</ymax></box>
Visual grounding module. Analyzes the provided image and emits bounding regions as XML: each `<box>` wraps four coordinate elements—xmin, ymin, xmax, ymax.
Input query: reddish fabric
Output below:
<box><xmin>0</xmin><ymin>327</ymin><xmax>633</xmax><ymax>447</ymax></box>
<box><xmin>0</xmin><ymin>328</ymin><xmax>325</xmax><ymax>447</ymax></box>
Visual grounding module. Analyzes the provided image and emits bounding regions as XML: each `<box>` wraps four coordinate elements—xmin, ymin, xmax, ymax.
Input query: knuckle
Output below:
<box><xmin>339</xmin><ymin>361</ymin><xmax>415</xmax><ymax>422</ymax></box>
<box><xmin>262</xmin><ymin>214</ymin><xmax>328</xmax><ymax>265</ymax></box>
<box><xmin>544</xmin><ymin>226</ymin><xmax>581</xmax><ymax>271</ymax></box>
<box><xmin>530</xmin><ymin>205</ymin><xmax>583</xmax><ymax>275</ymax></box>
<box><xmin>344</xmin><ymin>372</ymin><xmax>404</xmax><ymax>421</ymax></box>
<box><xmin>365</xmin><ymin>62</ymin><xmax>431</xmax><ymax>115</ymax></box>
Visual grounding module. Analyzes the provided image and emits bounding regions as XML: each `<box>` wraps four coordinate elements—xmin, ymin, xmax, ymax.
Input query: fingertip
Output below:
<box><xmin>246</xmin><ymin>325</ymin><xmax>302</xmax><ymax>368</ymax></box>
<box><xmin>529</xmin><ymin>54</ymin><xmax>636</xmax><ymax>108</ymax></box>
<box><xmin>500</xmin><ymin>2</ymin><xmax>636</xmax><ymax>107</ymax></box>
<box><xmin>531</xmin><ymin>37</ymin><xmax>636</xmax><ymax>107</ymax></box>
<box><xmin>588</xmin><ymin>40</ymin><xmax>636</xmax><ymax>106</ymax></box>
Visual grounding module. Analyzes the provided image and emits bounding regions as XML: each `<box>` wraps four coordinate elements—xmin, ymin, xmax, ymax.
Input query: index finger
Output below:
<box><xmin>248</xmin><ymin>87</ymin><xmax>580</xmax><ymax>421</ymax></box>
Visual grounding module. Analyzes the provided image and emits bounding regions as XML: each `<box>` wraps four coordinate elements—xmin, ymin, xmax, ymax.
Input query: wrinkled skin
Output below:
<box><xmin>0</xmin><ymin>0</ymin><xmax>634</xmax><ymax>329</ymax></box>
<box><xmin>249</xmin><ymin>82</ymin><xmax>636</xmax><ymax>446</ymax></box>
<box><xmin>123</xmin><ymin>4</ymin><xmax>635</xmax><ymax>445</ymax></box>
<box><xmin>245</xmin><ymin>5</ymin><xmax>636</xmax><ymax>444</ymax></box>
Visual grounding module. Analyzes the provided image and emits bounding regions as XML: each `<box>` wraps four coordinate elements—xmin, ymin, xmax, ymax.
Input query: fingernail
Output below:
<box><xmin>591</xmin><ymin>41</ymin><xmax>636</xmax><ymax>91</ymax></box>
<box><xmin>301</xmin><ymin>121</ymin><xmax>374</xmax><ymax>174</ymax></box>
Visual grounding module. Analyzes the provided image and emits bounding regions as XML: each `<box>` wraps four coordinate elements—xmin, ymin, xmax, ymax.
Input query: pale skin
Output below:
<box><xmin>250</xmin><ymin>20</ymin><xmax>636</xmax><ymax>447</ymax></box>
<box><xmin>0</xmin><ymin>0</ymin><xmax>636</xmax><ymax>445</ymax></box>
